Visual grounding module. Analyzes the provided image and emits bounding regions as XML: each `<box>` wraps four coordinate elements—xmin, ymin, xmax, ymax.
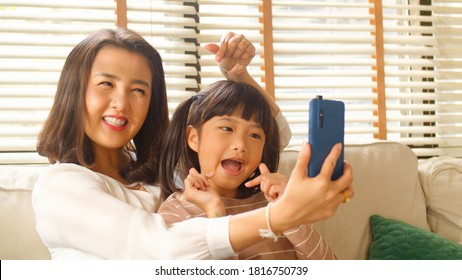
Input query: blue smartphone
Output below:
<box><xmin>307</xmin><ymin>95</ymin><xmax>345</xmax><ymax>180</ymax></box>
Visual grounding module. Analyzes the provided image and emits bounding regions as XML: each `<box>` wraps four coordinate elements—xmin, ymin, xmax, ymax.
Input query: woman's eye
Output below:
<box><xmin>99</xmin><ymin>81</ymin><xmax>113</xmax><ymax>87</ymax></box>
<box><xmin>133</xmin><ymin>88</ymin><xmax>146</xmax><ymax>95</ymax></box>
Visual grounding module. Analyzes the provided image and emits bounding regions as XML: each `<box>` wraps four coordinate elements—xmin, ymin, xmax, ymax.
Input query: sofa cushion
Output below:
<box><xmin>279</xmin><ymin>142</ymin><xmax>430</xmax><ymax>259</ymax></box>
<box><xmin>0</xmin><ymin>165</ymin><xmax>51</xmax><ymax>259</ymax></box>
<box><xmin>368</xmin><ymin>215</ymin><xmax>462</xmax><ymax>260</ymax></box>
<box><xmin>418</xmin><ymin>156</ymin><xmax>462</xmax><ymax>244</ymax></box>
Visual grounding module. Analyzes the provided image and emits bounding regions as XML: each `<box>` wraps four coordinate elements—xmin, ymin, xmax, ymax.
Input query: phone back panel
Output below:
<box><xmin>308</xmin><ymin>97</ymin><xmax>345</xmax><ymax>180</ymax></box>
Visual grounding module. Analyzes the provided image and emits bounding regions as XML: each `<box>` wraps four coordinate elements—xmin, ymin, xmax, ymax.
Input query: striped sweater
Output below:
<box><xmin>158</xmin><ymin>191</ymin><xmax>337</xmax><ymax>260</ymax></box>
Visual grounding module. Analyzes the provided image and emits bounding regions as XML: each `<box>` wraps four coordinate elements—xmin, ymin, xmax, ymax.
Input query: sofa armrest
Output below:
<box><xmin>418</xmin><ymin>156</ymin><xmax>462</xmax><ymax>244</ymax></box>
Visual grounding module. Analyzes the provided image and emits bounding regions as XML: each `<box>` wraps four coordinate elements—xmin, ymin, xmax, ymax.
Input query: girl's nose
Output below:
<box><xmin>232</xmin><ymin>137</ymin><xmax>247</xmax><ymax>152</ymax></box>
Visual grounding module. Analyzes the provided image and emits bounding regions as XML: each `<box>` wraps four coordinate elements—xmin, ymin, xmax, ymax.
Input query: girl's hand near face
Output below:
<box><xmin>183</xmin><ymin>168</ymin><xmax>226</xmax><ymax>218</ymax></box>
<box><xmin>245</xmin><ymin>163</ymin><xmax>287</xmax><ymax>202</ymax></box>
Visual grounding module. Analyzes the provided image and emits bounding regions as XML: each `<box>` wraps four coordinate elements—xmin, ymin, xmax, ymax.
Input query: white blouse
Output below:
<box><xmin>32</xmin><ymin>163</ymin><xmax>234</xmax><ymax>259</ymax></box>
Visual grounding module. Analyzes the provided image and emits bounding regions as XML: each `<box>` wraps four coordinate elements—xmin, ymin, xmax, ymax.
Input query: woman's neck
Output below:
<box><xmin>89</xmin><ymin>147</ymin><xmax>130</xmax><ymax>184</ymax></box>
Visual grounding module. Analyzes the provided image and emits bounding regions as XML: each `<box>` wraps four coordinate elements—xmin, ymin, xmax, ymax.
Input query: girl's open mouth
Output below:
<box><xmin>221</xmin><ymin>159</ymin><xmax>244</xmax><ymax>176</ymax></box>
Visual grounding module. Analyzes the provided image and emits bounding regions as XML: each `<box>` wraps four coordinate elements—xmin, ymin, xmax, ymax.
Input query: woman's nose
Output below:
<box><xmin>110</xmin><ymin>88</ymin><xmax>129</xmax><ymax>112</ymax></box>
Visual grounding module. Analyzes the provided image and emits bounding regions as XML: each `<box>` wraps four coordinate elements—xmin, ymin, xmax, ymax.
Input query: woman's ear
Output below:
<box><xmin>186</xmin><ymin>125</ymin><xmax>199</xmax><ymax>152</ymax></box>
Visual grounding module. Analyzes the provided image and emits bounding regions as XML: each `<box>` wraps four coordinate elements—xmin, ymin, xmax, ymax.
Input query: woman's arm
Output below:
<box><xmin>32</xmin><ymin>163</ymin><xmax>233</xmax><ymax>259</ymax></box>
<box><xmin>227</xmin><ymin>142</ymin><xmax>353</xmax><ymax>252</ymax></box>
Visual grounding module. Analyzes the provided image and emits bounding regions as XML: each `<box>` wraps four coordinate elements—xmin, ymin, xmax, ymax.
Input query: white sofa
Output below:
<box><xmin>1</xmin><ymin>142</ymin><xmax>461</xmax><ymax>260</ymax></box>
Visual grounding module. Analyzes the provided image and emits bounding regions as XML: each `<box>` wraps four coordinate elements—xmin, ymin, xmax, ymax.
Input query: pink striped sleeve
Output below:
<box><xmin>283</xmin><ymin>224</ymin><xmax>337</xmax><ymax>260</ymax></box>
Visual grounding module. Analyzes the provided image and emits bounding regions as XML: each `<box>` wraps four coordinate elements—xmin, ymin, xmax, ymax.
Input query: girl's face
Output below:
<box><xmin>84</xmin><ymin>46</ymin><xmax>152</xmax><ymax>152</ymax></box>
<box><xmin>187</xmin><ymin>113</ymin><xmax>266</xmax><ymax>198</ymax></box>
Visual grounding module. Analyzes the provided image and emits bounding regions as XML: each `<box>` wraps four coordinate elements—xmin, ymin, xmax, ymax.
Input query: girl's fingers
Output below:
<box><xmin>267</xmin><ymin>185</ymin><xmax>284</xmax><ymax>200</ymax></box>
<box><xmin>244</xmin><ymin>175</ymin><xmax>261</xmax><ymax>188</ymax></box>
<box><xmin>217</xmin><ymin>32</ymin><xmax>234</xmax><ymax>61</ymax></box>
<box><xmin>186</xmin><ymin>168</ymin><xmax>214</xmax><ymax>190</ymax></box>
<box><xmin>259</xmin><ymin>163</ymin><xmax>270</xmax><ymax>175</ymax></box>
<box><xmin>205</xmin><ymin>43</ymin><xmax>219</xmax><ymax>55</ymax></box>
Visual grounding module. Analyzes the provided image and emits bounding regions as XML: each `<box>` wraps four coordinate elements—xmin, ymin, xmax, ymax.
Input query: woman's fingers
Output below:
<box><xmin>290</xmin><ymin>141</ymin><xmax>312</xmax><ymax>180</ymax></box>
<box><xmin>319</xmin><ymin>143</ymin><xmax>343</xmax><ymax>179</ymax></box>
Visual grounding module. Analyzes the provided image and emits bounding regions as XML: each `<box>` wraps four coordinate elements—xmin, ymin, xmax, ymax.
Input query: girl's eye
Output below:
<box><xmin>220</xmin><ymin>127</ymin><xmax>233</xmax><ymax>132</ymax></box>
<box><xmin>250</xmin><ymin>132</ymin><xmax>262</xmax><ymax>139</ymax></box>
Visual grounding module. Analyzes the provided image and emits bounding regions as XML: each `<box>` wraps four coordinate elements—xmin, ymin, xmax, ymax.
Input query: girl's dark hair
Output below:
<box><xmin>36</xmin><ymin>28</ymin><xmax>169</xmax><ymax>184</ymax></box>
<box><xmin>159</xmin><ymin>80</ymin><xmax>280</xmax><ymax>200</ymax></box>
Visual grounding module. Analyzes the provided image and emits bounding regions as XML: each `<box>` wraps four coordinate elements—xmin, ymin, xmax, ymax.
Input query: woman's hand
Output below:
<box><xmin>245</xmin><ymin>163</ymin><xmax>287</xmax><ymax>202</ymax></box>
<box><xmin>205</xmin><ymin>32</ymin><xmax>255</xmax><ymax>80</ymax></box>
<box><xmin>183</xmin><ymin>168</ymin><xmax>225</xmax><ymax>218</ymax></box>
<box><xmin>270</xmin><ymin>142</ymin><xmax>354</xmax><ymax>232</ymax></box>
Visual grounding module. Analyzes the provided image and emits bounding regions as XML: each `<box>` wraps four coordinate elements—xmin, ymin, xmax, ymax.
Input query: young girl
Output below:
<box><xmin>158</xmin><ymin>80</ymin><xmax>337</xmax><ymax>260</ymax></box>
<box><xmin>32</xmin><ymin>27</ymin><xmax>354</xmax><ymax>259</ymax></box>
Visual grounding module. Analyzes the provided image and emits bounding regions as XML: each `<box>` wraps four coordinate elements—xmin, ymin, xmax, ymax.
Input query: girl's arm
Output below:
<box><xmin>205</xmin><ymin>32</ymin><xmax>279</xmax><ymax>116</ymax></box>
<box><xmin>205</xmin><ymin>32</ymin><xmax>292</xmax><ymax>149</ymax></box>
<box><xmin>182</xmin><ymin>168</ymin><xmax>225</xmax><ymax>218</ymax></box>
<box><xmin>283</xmin><ymin>224</ymin><xmax>337</xmax><ymax>260</ymax></box>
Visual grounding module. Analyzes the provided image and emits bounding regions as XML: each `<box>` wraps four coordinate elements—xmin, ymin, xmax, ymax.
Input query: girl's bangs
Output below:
<box><xmin>201</xmin><ymin>84</ymin><xmax>272</xmax><ymax>133</ymax></box>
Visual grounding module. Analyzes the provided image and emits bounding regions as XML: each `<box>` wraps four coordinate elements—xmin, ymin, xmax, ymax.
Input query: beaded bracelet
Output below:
<box><xmin>258</xmin><ymin>202</ymin><xmax>279</xmax><ymax>242</ymax></box>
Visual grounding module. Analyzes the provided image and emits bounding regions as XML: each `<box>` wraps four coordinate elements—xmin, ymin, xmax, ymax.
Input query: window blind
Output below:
<box><xmin>432</xmin><ymin>0</ymin><xmax>462</xmax><ymax>156</ymax></box>
<box><xmin>378</xmin><ymin>0</ymin><xmax>440</xmax><ymax>157</ymax></box>
<box><xmin>124</xmin><ymin>0</ymin><xmax>200</xmax><ymax>116</ymax></box>
<box><xmin>0</xmin><ymin>0</ymin><xmax>116</xmax><ymax>164</ymax></box>
<box><xmin>196</xmin><ymin>1</ymin><xmax>264</xmax><ymax>86</ymax></box>
<box><xmin>1</xmin><ymin>0</ymin><xmax>462</xmax><ymax>165</ymax></box>
<box><xmin>195</xmin><ymin>0</ymin><xmax>462</xmax><ymax>158</ymax></box>
<box><xmin>270</xmin><ymin>1</ymin><xmax>380</xmax><ymax>149</ymax></box>
<box><xmin>0</xmin><ymin>0</ymin><xmax>203</xmax><ymax>164</ymax></box>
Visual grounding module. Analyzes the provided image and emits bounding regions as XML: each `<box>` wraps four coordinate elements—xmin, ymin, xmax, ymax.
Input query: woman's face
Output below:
<box><xmin>187</xmin><ymin>113</ymin><xmax>266</xmax><ymax>198</ymax></box>
<box><xmin>84</xmin><ymin>46</ymin><xmax>152</xmax><ymax>152</ymax></box>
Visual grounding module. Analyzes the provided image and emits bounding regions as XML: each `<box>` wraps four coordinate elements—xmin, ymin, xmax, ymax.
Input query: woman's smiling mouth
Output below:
<box><xmin>103</xmin><ymin>116</ymin><xmax>128</xmax><ymax>130</ymax></box>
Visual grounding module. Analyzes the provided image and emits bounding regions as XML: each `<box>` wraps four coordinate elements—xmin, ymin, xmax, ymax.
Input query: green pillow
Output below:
<box><xmin>368</xmin><ymin>215</ymin><xmax>462</xmax><ymax>260</ymax></box>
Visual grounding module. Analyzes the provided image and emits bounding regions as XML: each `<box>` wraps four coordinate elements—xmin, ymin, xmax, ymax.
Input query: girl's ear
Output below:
<box><xmin>186</xmin><ymin>125</ymin><xmax>199</xmax><ymax>152</ymax></box>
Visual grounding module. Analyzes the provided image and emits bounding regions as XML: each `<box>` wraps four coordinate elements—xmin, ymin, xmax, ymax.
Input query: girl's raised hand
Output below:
<box><xmin>245</xmin><ymin>163</ymin><xmax>287</xmax><ymax>202</ymax></box>
<box><xmin>205</xmin><ymin>32</ymin><xmax>255</xmax><ymax>80</ymax></box>
<box><xmin>183</xmin><ymin>168</ymin><xmax>225</xmax><ymax>218</ymax></box>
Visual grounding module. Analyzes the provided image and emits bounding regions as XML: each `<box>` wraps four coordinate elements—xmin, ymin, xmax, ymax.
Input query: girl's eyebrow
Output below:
<box><xmin>218</xmin><ymin>116</ymin><xmax>263</xmax><ymax>129</ymax></box>
<box><xmin>95</xmin><ymin>72</ymin><xmax>151</xmax><ymax>88</ymax></box>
